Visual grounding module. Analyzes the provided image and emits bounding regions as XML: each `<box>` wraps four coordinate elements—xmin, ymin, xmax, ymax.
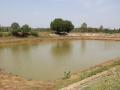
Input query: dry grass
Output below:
<box><xmin>81</xmin><ymin>66</ymin><xmax>120</xmax><ymax>90</ymax></box>
<box><xmin>54</xmin><ymin>58</ymin><xmax>120</xmax><ymax>89</ymax></box>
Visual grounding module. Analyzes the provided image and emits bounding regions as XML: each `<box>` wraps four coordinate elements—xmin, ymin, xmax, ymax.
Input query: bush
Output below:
<box><xmin>0</xmin><ymin>32</ymin><xmax>12</xmax><ymax>37</ymax></box>
<box><xmin>63</xmin><ymin>71</ymin><xmax>71</xmax><ymax>79</ymax></box>
<box><xmin>0</xmin><ymin>33</ymin><xmax>2</xmax><ymax>37</ymax></box>
<box><xmin>50</xmin><ymin>18</ymin><xmax>74</xmax><ymax>34</ymax></box>
<box><xmin>31</xmin><ymin>31</ymin><xmax>39</xmax><ymax>37</ymax></box>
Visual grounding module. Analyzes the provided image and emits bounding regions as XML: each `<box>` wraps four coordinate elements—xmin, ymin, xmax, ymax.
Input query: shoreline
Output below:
<box><xmin>61</xmin><ymin>65</ymin><xmax>120</xmax><ymax>90</ymax></box>
<box><xmin>54</xmin><ymin>57</ymin><xmax>120</xmax><ymax>89</ymax></box>
<box><xmin>0</xmin><ymin>33</ymin><xmax>120</xmax><ymax>89</ymax></box>
<box><xmin>0</xmin><ymin>57</ymin><xmax>120</xmax><ymax>90</ymax></box>
<box><xmin>0</xmin><ymin>33</ymin><xmax>120</xmax><ymax>45</ymax></box>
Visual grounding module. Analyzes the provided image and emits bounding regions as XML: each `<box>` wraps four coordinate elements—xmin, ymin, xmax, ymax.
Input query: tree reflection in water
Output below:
<box><xmin>52</xmin><ymin>40</ymin><xmax>72</xmax><ymax>58</ymax></box>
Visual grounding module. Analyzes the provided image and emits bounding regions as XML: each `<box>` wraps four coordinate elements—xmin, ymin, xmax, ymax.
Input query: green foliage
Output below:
<box><xmin>79</xmin><ymin>60</ymin><xmax>120</xmax><ymax>80</ymax></box>
<box><xmin>54</xmin><ymin>60</ymin><xmax>120</xmax><ymax>89</ymax></box>
<box><xmin>63</xmin><ymin>71</ymin><xmax>71</xmax><ymax>79</ymax></box>
<box><xmin>11</xmin><ymin>22</ymin><xmax>21</xmax><ymax>37</ymax></box>
<box><xmin>11</xmin><ymin>22</ymin><xmax>20</xmax><ymax>30</ymax></box>
<box><xmin>79</xmin><ymin>66</ymin><xmax>107</xmax><ymax>80</ymax></box>
<box><xmin>80</xmin><ymin>23</ymin><xmax>88</xmax><ymax>32</ymax></box>
<box><xmin>99</xmin><ymin>25</ymin><xmax>104</xmax><ymax>30</ymax></box>
<box><xmin>0</xmin><ymin>32</ymin><xmax>2</xmax><ymax>37</ymax></box>
<box><xmin>0</xmin><ymin>26</ymin><xmax>1</xmax><ymax>32</ymax></box>
<box><xmin>33</xmin><ymin>28</ymin><xmax>51</xmax><ymax>32</ymax></box>
<box><xmin>81</xmin><ymin>23</ymin><xmax>87</xmax><ymax>29</ymax></box>
<box><xmin>82</xmin><ymin>66</ymin><xmax>120</xmax><ymax>90</ymax></box>
<box><xmin>17</xmin><ymin>24</ymin><xmax>31</xmax><ymax>37</ymax></box>
<box><xmin>51</xmin><ymin>18</ymin><xmax>63</xmax><ymax>33</ymax></box>
<box><xmin>72</xmin><ymin>23</ymin><xmax>120</xmax><ymax>33</ymax></box>
<box><xmin>21</xmin><ymin>24</ymin><xmax>31</xmax><ymax>33</ymax></box>
<box><xmin>31</xmin><ymin>31</ymin><xmax>39</xmax><ymax>37</ymax></box>
<box><xmin>63</xmin><ymin>20</ymin><xmax>74</xmax><ymax>33</ymax></box>
<box><xmin>50</xmin><ymin>18</ymin><xmax>74</xmax><ymax>34</ymax></box>
<box><xmin>1</xmin><ymin>21</ymin><xmax>120</xmax><ymax>37</ymax></box>
<box><xmin>10</xmin><ymin>23</ymin><xmax>38</xmax><ymax>37</ymax></box>
<box><xmin>0</xmin><ymin>32</ymin><xmax>12</xmax><ymax>37</ymax></box>
<box><xmin>73</xmin><ymin>27</ymin><xmax>120</xmax><ymax>33</ymax></box>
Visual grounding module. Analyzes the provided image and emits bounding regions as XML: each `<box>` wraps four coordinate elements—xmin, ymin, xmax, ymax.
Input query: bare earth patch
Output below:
<box><xmin>0</xmin><ymin>70</ymin><xmax>55</xmax><ymax>90</ymax></box>
<box><xmin>1</xmin><ymin>33</ymin><xmax>120</xmax><ymax>45</ymax></box>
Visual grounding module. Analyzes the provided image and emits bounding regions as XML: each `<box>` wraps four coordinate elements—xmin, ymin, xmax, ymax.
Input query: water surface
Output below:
<box><xmin>0</xmin><ymin>40</ymin><xmax>120</xmax><ymax>80</ymax></box>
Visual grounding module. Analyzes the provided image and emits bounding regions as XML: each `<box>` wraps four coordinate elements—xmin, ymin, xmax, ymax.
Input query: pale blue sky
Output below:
<box><xmin>0</xmin><ymin>0</ymin><xmax>120</xmax><ymax>28</ymax></box>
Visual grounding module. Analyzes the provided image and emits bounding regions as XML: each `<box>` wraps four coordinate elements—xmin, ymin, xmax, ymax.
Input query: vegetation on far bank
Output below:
<box><xmin>0</xmin><ymin>18</ymin><xmax>74</xmax><ymax>37</ymax></box>
<box><xmin>0</xmin><ymin>19</ymin><xmax>120</xmax><ymax>90</ymax></box>
<box><xmin>0</xmin><ymin>19</ymin><xmax>120</xmax><ymax>38</ymax></box>
<box><xmin>50</xmin><ymin>18</ymin><xmax>74</xmax><ymax>35</ymax></box>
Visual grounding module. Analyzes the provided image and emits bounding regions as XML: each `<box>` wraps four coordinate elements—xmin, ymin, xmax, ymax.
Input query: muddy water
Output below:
<box><xmin>0</xmin><ymin>40</ymin><xmax>120</xmax><ymax>80</ymax></box>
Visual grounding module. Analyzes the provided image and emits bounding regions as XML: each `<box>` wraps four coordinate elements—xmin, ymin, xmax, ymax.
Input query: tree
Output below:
<box><xmin>20</xmin><ymin>24</ymin><xmax>31</xmax><ymax>37</ymax></box>
<box><xmin>11</xmin><ymin>23</ymin><xmax>31</xmax><ymax>37</ymax></box>
<box><xmin>63</xmin><ymin>20</ymin><xmax>74</xmax><ymax>33</ymax></box>
<box><xmin>119</xmin><ymin>28</ymin><xmax>120</xmax><ymax>31</ymax></box>
<box><xmin>21</xmin><ymin>24</ymin><xmax>31</xmax><ymax>33</ymax></box>
<box><xmin>11</xmin><ymin>22</ymin><xmax>21</xmax><ymax>36</ymax></box>
<box><xmin>81</xmin><ymin>23</ymin><xmax>87</xmax><ymax>29</ymax></box>
<box><xmin>50</xmin><ymin>18</ymin><xmax>74</xmax><ymax>34</ymax></box>
<box><xmin>99</xmin><ymin>25</ymin><xmax>103</xmax><ymax>30</ymax></box>
<box><xmin>11</xmin><ymin>22</ymin><xmax>20</xmax><ymax>30</ymax></box>
<box><xmin>0</xmin><ymin>25</ymin><xmax>1</xmax><ymax>32</ymax></box>
<box><xmin>51</xmin><ymin>18</ymin><xmax>64</xmax><ymax>33</ymax></box>
<box><xmin>80</xmin><ymin>23</ymin><xmax>87</xmax><ymax>32</ymax></box>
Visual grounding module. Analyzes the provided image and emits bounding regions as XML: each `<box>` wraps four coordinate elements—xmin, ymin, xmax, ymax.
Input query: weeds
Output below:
<box><xmin>63</xmin><ymin>71</ymin><xmax>71</xmax><ymax>79</ymax></box>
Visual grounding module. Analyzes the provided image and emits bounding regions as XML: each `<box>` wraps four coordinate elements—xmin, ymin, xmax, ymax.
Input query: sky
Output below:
<box><xmin>0</xmin><ymin>0</ymin><xmax>120</xmax><ymax>28</ymax></box>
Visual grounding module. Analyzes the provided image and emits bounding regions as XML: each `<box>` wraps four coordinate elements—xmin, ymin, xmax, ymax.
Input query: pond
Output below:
<box><xmin>0</xmin><ymin>40</ymin><xmax>120</xmax><ymax>80</ymax></box>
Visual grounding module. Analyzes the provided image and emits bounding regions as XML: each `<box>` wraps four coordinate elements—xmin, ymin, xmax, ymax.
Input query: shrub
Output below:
<box><xmin>63</xmin><ymin>71</ymin><xmax>71</xmax><ymax>79</ymax></box>
<box><xmin>31</xmin><ymin>31</ymin><xmax>39</xmax><ymax>37</ymax></box>
<box><xmin>0</xmin><ymin>32</ymin><xmax>11</xmax><ymax>37</ymax></box>
<box><xmin>0</xmin><ymin>32</ymin><xmax>2</xmax><ymax>37</ymax></box>
<box><xmin>50</xmin><ymin>18</ymin><xmax>74</xmax><ymax>34</ymax></box>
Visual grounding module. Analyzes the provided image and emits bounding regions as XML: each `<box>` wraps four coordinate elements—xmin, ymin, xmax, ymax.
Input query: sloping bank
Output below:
<box><xmin>1</xmin><ymin>33</ymin><xmax>120</xmax><ymax>45</ymax></box>
<box><xmin>0</xmin><ymin>34</ymin><xmax>120</xmax><ymax>90</ymax></box>
<box><xmin>55</xmin><ymin>57</ymin><xmax>120</xmax><ymax>90</ymax></box>
<box><xmin>0</xmin><ymin>57</ymin><xmax>120</xmax><ymax>90</ymax></box>
<box><xmin>60</xmin><ymin>60</ymin><xmax>120</xmax><ymax>90</ymax></box>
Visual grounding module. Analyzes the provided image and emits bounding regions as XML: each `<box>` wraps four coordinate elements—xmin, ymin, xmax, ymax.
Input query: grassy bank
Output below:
<box><xmin>0</xmin><ymin>58</ymin><xmax>120</xmax><ymax>90</ymax></box>
<box><xmin>81</xmin><ymin>66</ymin><xmax>120</xmax><ymax>90</ymax></box>
<box><xmin>0</xmin><ymin>32</ymin><xmax>11</xmax><ymax>37</ymax></box>
<box><xmin>55</xmin><ymin>58</ymin><xmax>120</xmax><ymax>89</ymax></box>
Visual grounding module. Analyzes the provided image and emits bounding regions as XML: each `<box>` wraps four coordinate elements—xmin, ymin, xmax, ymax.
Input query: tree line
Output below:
<box><xmin>0</xmin><ymin>18</ymin><xmax>120</xmax><ymax>37</ymax></box>
<box><xmin>74</xmin><ymin>23</ymin><xmax>120</xmax><ymax>34</ymax></box>
<box><xmin>0</xmin><ymin>23</ymin><xmax>39</xmax><ymax>37</ymax></box>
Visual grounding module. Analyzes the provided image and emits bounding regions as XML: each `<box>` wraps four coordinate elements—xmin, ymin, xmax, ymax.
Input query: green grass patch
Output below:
<box><xmin>82</xmin><ymin>66</ymin><xmax>120</xmax><ymax>90</ymax></box>
<box><xmin>0</xmin><ymin>32</ymin><xmax>12</xmax><ymax>37</ymax></box>
<box><xmin>54</xmin><ymin>59</ymin><xmax>120</xmax><ymax>89</ymax></box>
